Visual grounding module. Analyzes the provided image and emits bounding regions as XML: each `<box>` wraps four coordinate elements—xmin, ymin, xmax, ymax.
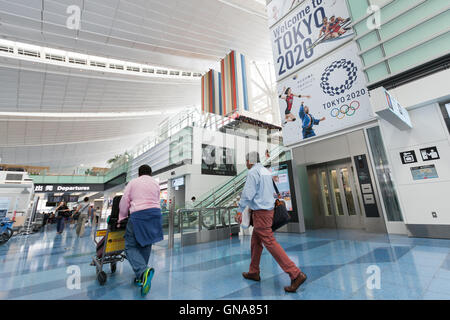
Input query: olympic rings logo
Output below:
<box><xmin>330</xmin><ymin>101</ymin><xmax>360</xmax><ymax>119</ymax></box>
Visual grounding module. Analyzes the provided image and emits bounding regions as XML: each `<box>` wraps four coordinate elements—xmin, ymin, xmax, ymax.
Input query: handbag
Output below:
<box><xmin>271</xmin><ymin>181</ymin><xmax>291</xmax><ymax>231</ymax></box>
<box><xmin>73</xmin><ymin>203</ymin><xmax>88</xmax><ymax>220</ymax></box>
<box><xmin>241</xmin><ymin>206</ymin><xmax>251</xmax><ymax>229</ymax></box>
<box><xmin>72</xmin><ymin>211</ymin><xmax>81</xmax><ymax>220</ymax></box>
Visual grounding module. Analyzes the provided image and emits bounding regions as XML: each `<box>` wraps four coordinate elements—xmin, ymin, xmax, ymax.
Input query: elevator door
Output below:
<box><xmin>317</xmin><ymin>162</ymin><xmax>363</xmax><ymax>229</ymax></box>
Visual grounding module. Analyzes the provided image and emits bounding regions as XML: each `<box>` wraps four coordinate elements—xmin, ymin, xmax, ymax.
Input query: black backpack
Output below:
<box><xmin>108</xmin><ymin>195</ymin><xmax>128</xmax><ymax>231</ymax></box>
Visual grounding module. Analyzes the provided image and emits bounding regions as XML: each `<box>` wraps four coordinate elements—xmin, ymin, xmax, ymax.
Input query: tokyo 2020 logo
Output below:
<box><xmin>330</xmin><ymin>101</ymin><xmax>360</xmax><ymax>119</ymax></box>
<box><xmin>320</xmin><ymin>59</ymin><xmax>358</xmax><ymax>96</ymax></box>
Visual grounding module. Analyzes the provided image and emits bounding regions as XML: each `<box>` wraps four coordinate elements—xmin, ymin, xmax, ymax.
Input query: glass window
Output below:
<box><xmin>330</xmin><ymin>169</ymin><xmax>344</xmax><ymax>216</ymax></box>
<box><xmin>341</xmin><ymin>168</ymin><xmax>357</xmax><ymax>216</ymax></box>
<box><xmin>439</xmin><ymin>102</ymin><xmax>450</xmax><ymax>135</ymax></box>
<box><xmin>321</xmin><ymin>171</ymin><xmax>332</xmax><ymax>216</ymax></box>
<box><xmin>366</xmin><ymin>126</ymin><xmax>403</xmax><ymax>221</ymax></box>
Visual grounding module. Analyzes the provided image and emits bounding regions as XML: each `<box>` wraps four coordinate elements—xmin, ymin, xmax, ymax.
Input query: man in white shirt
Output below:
<box><xmin>74</xmin><ymin>197</ymin><xmax>90</xmax><ymax>237</ymax></box>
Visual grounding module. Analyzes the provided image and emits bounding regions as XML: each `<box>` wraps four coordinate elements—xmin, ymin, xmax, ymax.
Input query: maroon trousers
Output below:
<box><xmin>249</xmin><ymin>209</ymin><xmax>301</xmax><ymax>280</ymax></box>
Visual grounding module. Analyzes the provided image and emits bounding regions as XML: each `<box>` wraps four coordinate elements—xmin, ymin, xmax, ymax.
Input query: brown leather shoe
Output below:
<box><xmin>242</xmin><ymin>272</ymin><xmax>261</xmax><ymax>281</ymax></box>
<box><xmin>284</xmin><ymin>272</ymin><xmax>307</xmax><ymax>293</ymax></box>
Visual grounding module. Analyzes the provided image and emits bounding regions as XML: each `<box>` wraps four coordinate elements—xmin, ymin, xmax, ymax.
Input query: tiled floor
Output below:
<box><xmin>0</xmin><ymin>223</ymin><xmax>449</xmax><ymax>300</ymax></box>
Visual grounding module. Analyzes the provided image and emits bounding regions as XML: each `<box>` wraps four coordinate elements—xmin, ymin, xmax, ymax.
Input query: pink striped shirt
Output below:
<box><xmin>118</xmin><ymin>175</ymin><xmax>160</xmax><ymax>222</ymax></box>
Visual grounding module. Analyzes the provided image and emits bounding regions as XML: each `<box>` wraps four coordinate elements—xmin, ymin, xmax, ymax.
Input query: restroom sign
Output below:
<box><xmin>400</xmin><ymin>150</ymin><xmax>417</xmax><ymax>164</ymax></box>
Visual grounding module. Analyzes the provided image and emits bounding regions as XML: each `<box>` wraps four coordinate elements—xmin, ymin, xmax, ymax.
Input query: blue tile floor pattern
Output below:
<box><xmin>0</xmin><ymin>223</ymin><xmax>449</xmax><ymax>300</ymax></box>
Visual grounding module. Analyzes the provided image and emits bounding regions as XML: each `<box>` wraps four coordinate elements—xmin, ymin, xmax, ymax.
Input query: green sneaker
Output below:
<box><xmin>140</xmin><ymin>268</ymin><xmax>155</xmax><ymax>297</ymax></box>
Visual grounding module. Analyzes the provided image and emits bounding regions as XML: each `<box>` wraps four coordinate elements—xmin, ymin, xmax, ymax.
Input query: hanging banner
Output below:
<box><xmin>277</xmin><ymin>43</ymin><xmax>374</xmax><ymax>146</ymax></box>
<box><xmin>270</xmin><ymin>0</ymin><xmax>354</xmax><ymax>80</ymax></box>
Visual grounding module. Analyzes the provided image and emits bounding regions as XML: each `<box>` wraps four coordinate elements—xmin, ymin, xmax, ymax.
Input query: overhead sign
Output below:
<box><xmin>278</xmin><ymin>42</ymin><xmax>374</xmax><ymax>146</ymax></box>
<box><xmin>400</xmin><ymin>150</ymin><xmax>417</xmax><ymax>164</ymax></box>
<box><xmin>171</xmin><ymin>177</ymin><xmax>185</xmax><ymax>188</ymax></box>
<box><xmin>270</xmin><ymin>0</ymin><xmax>354</xmax><ymax>80</ymax></box>
<box><xmin>370</xmin><ymin>86</ymin><xmax>412</xmax><ymax>130</ymax></box>
<box><xmin>34</xmin><ymin>184</ymin><xmax>104</xmax><ymax>193</ymax></box>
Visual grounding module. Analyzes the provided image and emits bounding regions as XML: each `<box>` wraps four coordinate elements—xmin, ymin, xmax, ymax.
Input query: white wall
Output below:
<box><xmin>379</xmin><ymin>103</ymin><xmax>450</xmax><ymax>225</ymax></box>
<box><xmin>0</xmin><ymin>188</ymin><xmax>33</xmax><ymax>218</ymax></box>
<box><xmin>0</xmin><ymin>171</ymin><xmax>33</xmax><ymax>218</ymax></box>
<box><xmin>293</xmin><ymin>130</ymin><xmax>369</xmax><ymax>166</ymax></box>
<box><xmin>375</xmin><ymin>67</ymin><xmax>450</xmax><ymax>227</ymax></box>
<box><xmin>388</xmin><ymin>68</ymin><xmax>450</xmax><ymax>110</ymax></box>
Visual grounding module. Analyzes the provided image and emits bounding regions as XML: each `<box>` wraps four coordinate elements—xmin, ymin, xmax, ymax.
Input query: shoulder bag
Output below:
<box><xmin>271</xmin><ymin>180</ymin><xmax>291</xmax><ymax>231</ymax></box>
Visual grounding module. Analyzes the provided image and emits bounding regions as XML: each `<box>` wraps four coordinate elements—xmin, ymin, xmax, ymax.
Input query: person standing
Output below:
<box><xmin>75</xmin><ymin>197</ymin><xmax>90</xmax><ymax>237</ymax></box>
<box><xmin>42</xmin><ymin>212</ymin><xmax>49</xmax><ymax>228</ymax></box>
<box><xmin>118</xmin><ymin>165</ymin><xmax>163</xmax><ymax>297</ymax></box>
<box><xmin>55</xmin><ymin>201</ymin><xmax>70</xmax><ymax>234</ymax></box>
<box><xmin>95</xmin><ymin>206</ymin><xmax>101</xmax><ymax>225</ymax></box>
<box><xmin>237</xmin><ymin>152</ymin><xmax>307</xmax><ymax>293</ymax></box>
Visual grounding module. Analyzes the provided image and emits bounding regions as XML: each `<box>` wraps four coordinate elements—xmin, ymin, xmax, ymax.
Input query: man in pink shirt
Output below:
<box><xmin>118</xmin><ymin>164</ymin><xmax>163</xmax><ymax>297</ymax></box>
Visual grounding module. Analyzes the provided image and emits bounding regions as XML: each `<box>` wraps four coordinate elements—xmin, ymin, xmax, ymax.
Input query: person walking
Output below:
<box><xmin>95</xmin><ymin>207</ymin><xmax>101</xmax><ymax>224</ymax></box>
<box><xmin>42</xmin><ymin>212</ymin><xmax>49</xmax><ymax>228</ymax></box>
<box><xmin>185</xmin><ymin>196</ymin><xmax>196</xmax><ymax>209</ymax></box>
<box><xmin>237</xmin><ymin>151</ymin><xmax>307</xmax><ymax>293</ymax></box>
<box><xmin>55</xmin><ymin>201</ymin><xmax>70</xmax><ymax>235</ymax></box>
<box><xmin>75</xmin><ymin>197</ymin><xmax>90</xmax><ymax>237</ymax></box>
<box><xmin>118</xmin><ymin>164</ymin><xmax>163</xmax><ymax>297</ymax></box>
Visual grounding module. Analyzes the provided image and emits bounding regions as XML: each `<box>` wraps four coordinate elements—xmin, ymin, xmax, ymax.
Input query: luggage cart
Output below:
<box><xmin>92</xmin><ymin>228</ymin><xmax>126</xmax><ymax>285</ymax></box>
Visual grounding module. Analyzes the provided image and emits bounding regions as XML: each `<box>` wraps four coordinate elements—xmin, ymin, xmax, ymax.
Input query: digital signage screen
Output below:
<box><xmin>268</xmin><ymin>163</ymin><xmax>294</xmax><ymax>211</ymax></box>
<box><xmin>201</xmin><ymin>144</ymin><xmax>237</xmax><ymax>176</ymax></box>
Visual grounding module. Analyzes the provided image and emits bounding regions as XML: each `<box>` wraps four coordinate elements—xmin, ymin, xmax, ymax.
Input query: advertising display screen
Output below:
<box><xmin>172</xmin><ymin>177</ymin><xmax>185</xmax><ymax>187</ymax></box>
<box><xmin>270</xmin><ymin>0</ymin><xmax>354</xmax><ymax>80</ymax></box>
<box><xmin>268</xmin><ymin>163</ymin><xmax>294</xmax><ymax>211</ymax></box>
<box><xmin>278</xmin><ymin>42</ymin><xmax>374</xmax><ymax>146</ymax></box>
<box><xmin>201</xmin><ymin>144</ymin><xmax>237</xmax><ymax>176</ymax></box>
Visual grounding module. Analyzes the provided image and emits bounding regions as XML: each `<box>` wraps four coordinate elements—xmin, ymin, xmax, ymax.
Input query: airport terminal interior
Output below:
<box><xmin>1</xmin><ymin>0</ymin><xmax>450</xmax><ymax>301</ymax></box>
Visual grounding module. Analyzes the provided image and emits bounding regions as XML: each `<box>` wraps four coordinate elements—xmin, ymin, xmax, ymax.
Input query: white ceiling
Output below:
<box><xmin>0</xmin><ymin>0</ymin><xmax>273</xmax><ymax>173</ymax></box>
<box><xmin>0</xmin><ymin>0</ymin><xmax>271</xmax><ymax>70</ymax></box>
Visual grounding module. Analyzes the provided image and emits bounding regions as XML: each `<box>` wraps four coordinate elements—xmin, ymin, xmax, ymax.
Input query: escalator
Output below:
<box><xmin>170</xmin><ymin>146</ymin><xmax>288</xmax><ymax>247</ymax></box>
<box><xmin>194</xmin><ymin>145</ymin><xmax>288</xmax><ymax>209</ymax></box>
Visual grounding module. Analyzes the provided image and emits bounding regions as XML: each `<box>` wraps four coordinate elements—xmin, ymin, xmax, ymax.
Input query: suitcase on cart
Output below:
<box><xmin>96</xmin><ymin>195</ymin><xmax>128</xmax><ymax>258</ymax></box>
